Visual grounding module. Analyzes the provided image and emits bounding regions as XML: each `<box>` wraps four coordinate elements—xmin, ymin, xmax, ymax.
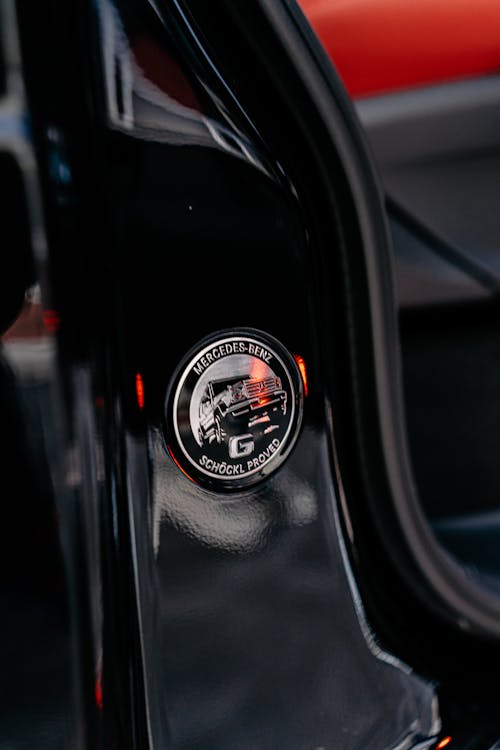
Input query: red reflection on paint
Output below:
<box><xmin>131</xmin><ymin>35</ymin><xmax>202</xmax><ymax>111</ymax></box>
<box><xmin>95</xmin><ymin>674</ymin><xmax>103</xmax><ymax>711</ymax></box>
<box><xmin>293</xmin><ymin>354</ymin><xmax>308</xmax><ymax>397</ymax></box>
<box><xmin>43</xmin><ymin>309</ymin><xmax>60</xmax><ymax>334</ymax></box>
<box><xmin>167</xmin><ymin>445</ymin><xmax>196</xmax><ymax>484</ymax></box>
<box><xmin>135</xmin><ymin>372</ymin><xmax>145</xmax><ymax>410</ymax></box>
<box><xmin>436</xmin><ymin>737</ymin><xmax>452</xmax><ymax>750</ymax></box>
<box><xmin>2</xmin><ymin>298</ymin><xmax>45</xmax><ymax>341</ymax></box>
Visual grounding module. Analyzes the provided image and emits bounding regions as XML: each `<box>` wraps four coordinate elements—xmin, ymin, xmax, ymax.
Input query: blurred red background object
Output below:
<box><xmin>299</xmin><ymin>0</ymin><xmax>500</xmax><ymax>97</ymax></box>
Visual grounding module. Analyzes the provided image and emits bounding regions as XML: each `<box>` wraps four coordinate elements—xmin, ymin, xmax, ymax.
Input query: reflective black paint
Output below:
<box><xmin>92</xmin><ymin>1</ymin><xmax>438</xmax><ymax>746</ymax></box>
<box><xmin>3</xmin><ymin>0</ymin><xmax>500</xmax><ymax>749</ymax></box>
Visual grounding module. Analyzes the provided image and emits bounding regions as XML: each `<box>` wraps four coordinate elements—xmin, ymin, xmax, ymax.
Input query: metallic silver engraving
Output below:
<box><xmin>164</xmin><ymin>330</ymin><xmax>304</xmax><ymax>490</ymax></box>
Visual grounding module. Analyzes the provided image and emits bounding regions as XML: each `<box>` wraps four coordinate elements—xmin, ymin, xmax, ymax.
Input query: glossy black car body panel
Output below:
<box><xmin>2</xmin><ymin>0</ymin><xmax>500</xmax><ymax>748</ymax></box>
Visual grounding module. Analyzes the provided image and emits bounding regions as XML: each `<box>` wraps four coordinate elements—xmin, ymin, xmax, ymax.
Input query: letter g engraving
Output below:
<box><xmin>228</xmin><ymin>434</ymin><xmax>254</xmax><ymax>459</ymax></box>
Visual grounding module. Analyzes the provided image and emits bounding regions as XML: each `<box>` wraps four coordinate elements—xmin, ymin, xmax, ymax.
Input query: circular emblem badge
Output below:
<box><xmin>164</xmin><ymin>329</ymin><xmax>304</xmax><ymax>491</ymax></box>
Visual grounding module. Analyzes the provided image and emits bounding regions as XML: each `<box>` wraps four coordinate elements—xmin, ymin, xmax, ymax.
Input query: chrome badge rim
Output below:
<box><xmin>164</xmin><ymin>328</ymin><xmax>304</xmax><ymax>491</ymax></box>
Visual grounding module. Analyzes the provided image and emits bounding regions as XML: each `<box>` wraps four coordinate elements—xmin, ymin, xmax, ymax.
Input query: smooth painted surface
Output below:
<box><xmin>99</xmin><ymin>1</ymin><xmax>439</xmax><ymax>747</ymax></box>
<box><xmin>8</xmin><ymin>0</ymin><xmax>500</xmax><ymax>747</ymax></box>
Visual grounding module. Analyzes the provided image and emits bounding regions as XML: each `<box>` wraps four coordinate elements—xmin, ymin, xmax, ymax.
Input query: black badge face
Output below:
<box><xmin>164</xmin><ymin>329</ymin><xmax>304</xmax><ymax>491</ymax></box>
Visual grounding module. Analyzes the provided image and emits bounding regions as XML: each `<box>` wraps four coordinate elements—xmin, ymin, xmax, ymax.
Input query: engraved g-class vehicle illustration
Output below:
<box><xmin>197</xmin><ymin>375</ymin><xmax>287</xmax><ymax>450</ymax></box>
